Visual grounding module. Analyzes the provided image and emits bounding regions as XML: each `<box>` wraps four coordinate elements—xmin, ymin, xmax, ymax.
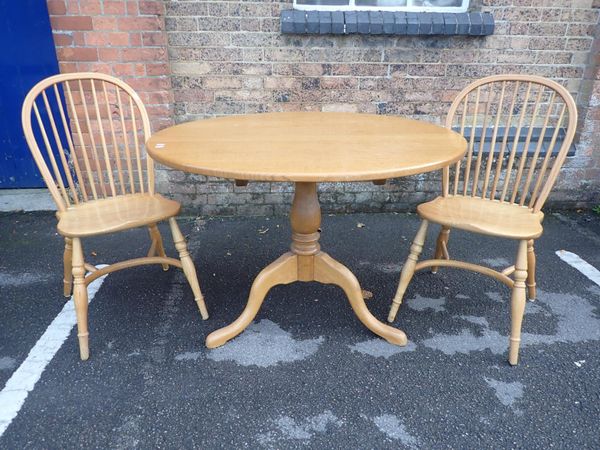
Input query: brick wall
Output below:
<box><xmin>48</xmin><ymin>0</ymin><xmax>173</xmax><ymax>133</ymax></box>
<box><xmin>48</xmin><ymin>0</ymin><xmax>600</xmax><ymax>215</ymax></box>
<box><xmin>571</xmin><ymin>70</ymin><xmax>600</xmax><ymax>207</ymax></box>
<box><xmin>559</xmin><ymin>15</ymin><xmax>600</xmax><ymax>208</ymax></box>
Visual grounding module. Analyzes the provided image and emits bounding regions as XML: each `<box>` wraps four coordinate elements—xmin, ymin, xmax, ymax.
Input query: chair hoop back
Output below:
<box><xmin>21</xmin><ymin>72</ymin><xmax>153</xmax><ymax>212</ymax></box>
<box><xmin>443</xmin><ymin>74</ymin><xmax>577</xmax><ymax>212</ymax></box>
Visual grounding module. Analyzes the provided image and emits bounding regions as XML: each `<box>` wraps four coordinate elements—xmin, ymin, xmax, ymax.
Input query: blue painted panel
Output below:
<box><xmin>0</xmin><ymin>1</ymin><xmax>61</xmax><ymax>188</ymax></box>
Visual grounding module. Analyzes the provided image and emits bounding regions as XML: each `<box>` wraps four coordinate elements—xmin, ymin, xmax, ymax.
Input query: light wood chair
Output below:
<box><xmin>387</xmin><ymin>74</ymin><xmax>577</xmax><ymax>365</ymax></box>
<box><xmin>21</xmin><ymin>72</ymin><xmax>209</xmax><ymax>360</ymax></box>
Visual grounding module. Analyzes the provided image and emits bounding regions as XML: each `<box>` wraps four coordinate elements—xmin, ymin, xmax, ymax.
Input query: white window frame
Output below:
<box><xmin>293</xmin><ymin>0</ymin><xmax>469</xmax><ymax>12</ymax></box>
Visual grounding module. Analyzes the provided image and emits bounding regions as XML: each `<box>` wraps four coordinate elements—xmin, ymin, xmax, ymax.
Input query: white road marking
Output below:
<box><xmin>556</xmin><ymin>250</ymin><xmax>600</xmax><ymax>287</ymax></box>
<box><xmin>0</xmin><ymin>270</ymin><xmax>107</xmax><ymax>437</ymax></box>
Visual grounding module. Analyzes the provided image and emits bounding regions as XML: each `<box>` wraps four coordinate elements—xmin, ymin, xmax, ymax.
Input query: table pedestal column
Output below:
<box><xmin>205</xmin><ymin>182</ymin><xmax>407</xmax><ymax>348</ymax></box>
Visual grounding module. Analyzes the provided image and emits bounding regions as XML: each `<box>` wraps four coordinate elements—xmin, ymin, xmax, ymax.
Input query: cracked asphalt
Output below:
<box><xmin>1</xmin><ymin>209</ymin><xmax>599</xmax><ymax>449</ymax></box>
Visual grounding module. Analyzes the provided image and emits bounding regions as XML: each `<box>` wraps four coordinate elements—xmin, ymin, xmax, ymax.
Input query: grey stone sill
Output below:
<box><xmin>281</xmin><ymin>11</ymin><xmax>494</xmax><ymax>36</ymax></box>
<box><xmin>0</xmin><ymin>188</ymin><xmax>55</xmax><ymax>212</ymax></box>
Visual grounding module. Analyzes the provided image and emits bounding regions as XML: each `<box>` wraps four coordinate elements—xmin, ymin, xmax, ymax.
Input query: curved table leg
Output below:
<box><xmin>314</xmin><ymin>252</ymin><xmax>407</xmax><ymax>346</ymax></box>
<box><xmin>205</xmin><ymin>253</ymin><xmax>298</xmax><ymax>348</ymax></box>
<box><xmin>205</xmin><ymin>181</ymin><xmax>407</xmax><ymax>349</ymax></box>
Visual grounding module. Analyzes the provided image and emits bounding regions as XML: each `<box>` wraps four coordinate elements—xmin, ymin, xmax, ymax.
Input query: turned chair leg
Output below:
<box><xmin>169</xmin><ymin>218</ymin><xmax>209</xmax><ymax>320</ymax></box>
<box><xmin>71</xmin><ymin>238</ymin><xmax>90</xmax><ymax>361</ymax></box>
<box><xmin>63</xmin><ymin>237</ymin><xmax>73</xmax><ymax>297</ymax></box>
<box><xmin>509</xmin><ymin>240</ymin><xmax>528</xmax><ymax>366</ymax></box>
<box><xmin>148</xmin><ymin>223</ymin><xmax>169</xmax><ymax>271</ymax></box>
<box><xmin>526</xmin><ymin>239</ymin><xmax>536</xmax><ymax>300</ymax></box>
<box><xmin>388</xmin><ymin>220</ymin><xmax>429</xmax><ymax>323</ymax></box>
<box><xmin>431</xmin><ymin>226</ymin><xmax>450</xmax><ymax>274</ymax></box>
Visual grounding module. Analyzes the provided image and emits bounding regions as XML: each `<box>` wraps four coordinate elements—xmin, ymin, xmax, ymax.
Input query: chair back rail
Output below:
<box><xmin>22</xmin><ymin>72</ymin><xmax>153</xmax><ymax>212</ymax></box>
<box><xmin>443</xmin><ymin>74</ymin><xmax>577</xmax><ymax>213</ymax></box>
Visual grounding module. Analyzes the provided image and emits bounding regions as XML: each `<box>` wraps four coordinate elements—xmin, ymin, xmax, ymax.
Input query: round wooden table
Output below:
<box><xmin>147</xmin><ymin>112</ymin><xmax>466</xmax><ymax>348</ymax></box>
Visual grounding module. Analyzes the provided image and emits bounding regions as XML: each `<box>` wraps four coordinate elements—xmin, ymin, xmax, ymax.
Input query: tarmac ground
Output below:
<box><xmin>1</xmin><ymin>209</ymin><xmax>599</xmax><ymax>449</ymax></box>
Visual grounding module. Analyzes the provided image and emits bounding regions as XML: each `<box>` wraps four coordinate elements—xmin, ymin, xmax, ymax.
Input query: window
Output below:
<box><xmin>459</xmin><ymin>127</ymin><xmax>576</xmax><ymax>157</ymax></box>
<box><xmin>293</xmin><ymin>0</ymin><xmax>469</xmax><ymax>12</ymax></box>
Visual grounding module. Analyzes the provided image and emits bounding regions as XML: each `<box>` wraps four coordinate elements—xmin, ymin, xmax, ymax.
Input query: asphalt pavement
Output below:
<box><xmin>1</xmin><ymin>209</ymin><xmax>599</xmax><ymax>449</ymax></box>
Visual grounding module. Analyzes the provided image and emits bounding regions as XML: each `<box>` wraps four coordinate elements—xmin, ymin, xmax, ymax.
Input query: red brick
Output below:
<box><xmin>129</xmin><ymin>33</ymin><xmax>143</xmax><ymax>46</ymax></box>
<box><xmin>85</xmin><ymin>62</ymin><xmax>113</xmax><ymax>74</ymax></box>
<box><xmin>127</xmin><ymin>77</ymin><xmax>170</xmax><ymax>92</ymax></box>
<box><xmin>145</xmin><ymin>91</ymin><xmax>173</xmax><ymax>105</ymax></box>
<box><xmin>145</xmin><ymin>105</ymin><xmax>172</xmax><ymax>120</ymax></box>
<box><xmin>139</xmin><ymin>1</ymin><xmax>164</xmax><ymax>15</ymax></box>
<box><xmin>118</xmin><ymin>17</ymin><xmax>162</xmax><ymax>31</ymax></box>
<box><xmin>52</xmin><ymin>32</ymin><xmax>73</xmax><ymax>46</ymax></box>
<box><xmin>85</xmin><ymin>31</ymin><xmax>130</xmax><ymax>46</ymax></box>
<box><xmin>92</xmin><ymin>17</ymin><xmax>119</xmax><ymax>31</ymax></box>
<box><xmin>98</xmin><ymin>48</ymin><xmax>120</xmax><ymax>61</ymax></box>
<box><xmin>133</xmin><ymin>63</ymin><xmax>147</xmax><ymax>76</ymax></box>
<box><xmin>59</xmin><ymin>61</ymin><xmax>78</xmax><ymax>73</ymax></box>
<box><xmin>138</xmin><ymin>91</ymin><xmax>162</xmax><ymax>106</ymax></box>
<box><xmin>79</xmin><ymin>1</ymin><xmax>102</xmax><ymax>15</ymax></box>
<box><xmin>50</xmin><ymin>16</ymin><xmax>93</xmax><ymax>31</ymax></box>
<box><xmin>112</xmin><ymin>63</ymin><xmax>137</xmax><ymax>76</ymax></box>
<box><xmin>47</xmin><ymin>0</ymin><xmax>67</xmax><ymax>15</ymax></box>
<box><xmin>72</xmin><ymin>31</ymin><xmax>86</xmax><ymax>46</ymax></box>
<box><xmin>146</xmin><ymin>63</ymin><xmax>169</xmax><ymax>76</ymax></box>
<box><xmin>126</xmin><ymin>1</ymin><xmax>139</xmax><ymax>15</ymax></box>
<box><xmin>56</xmin><ymin>47</ymin><xmax>98</xmax><ymax>61</ymax></box>
<box><xmin>103</xmin><ymin>1</ymin><xmax>126</xmax><ymax>15</ymax></box>
<box><xmin>142</xmin><ymin>31</ymin><xmax>166</xmax><ymax>46</ymax></box>
<box><xmin>64</xmin><ymin>0</ymin><xmax>79</xmax><ymax>14</ymax></box>
<box><xmin>121</xmin><ymin>47</ymin><xmax>165</xmax><ymax>62</ymax></box>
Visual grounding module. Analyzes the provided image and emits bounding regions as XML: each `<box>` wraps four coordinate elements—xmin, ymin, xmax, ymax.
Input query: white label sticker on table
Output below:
<box><xmin>155</xmin><ymin>143</ymin><xmax>165</xmax><ymax>149</ymax></box>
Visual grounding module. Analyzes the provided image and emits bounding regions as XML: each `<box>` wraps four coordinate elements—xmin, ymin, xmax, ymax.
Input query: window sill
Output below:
<box><xmin>280</xmin><ymin>11</ymin><xmax>494</xmax><ymax>36</ymax></box>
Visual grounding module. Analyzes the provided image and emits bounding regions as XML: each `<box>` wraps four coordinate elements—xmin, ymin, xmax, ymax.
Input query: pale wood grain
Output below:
<box><xmin>206</xmin><ymin>182</ymin><xmax>407</xmax><ymax>348</ymax></box>
<box><xmin>148</xmin><ymin>111</ymin><xmax>465</xmax><ymax>349</ymax></box>
<box><xmin>314</xmin><ymin>252</ymin><xmax>407</xmax><ymax>346</ymax></box>
<box><xmin>509</xmin><ymin>240</ymin><xmax>529</xmax><ymax>365</ymax></box>
<box><xmin>431</xmin><ymin>227</ymin><xmax>450</xmax><ymax>274</ymax></box>
<box><xmin>148</xmin><ymin>224</ymin><xmax>169</xmax><ymax>271</ymax></box>
<box><xmin>415</xmin><ymin>259</ymin><xmax>515</xmax><ymax>288</ymax></box>
<box><xmin>84</xmin><ymin>257</ymin><xmax>182</xmax><ymax>285</ymax></box>
<box><xmin>417</xmin><ymin>196</ymin><xmax>544</xmax><ymax>239</ymax></box>
<box><xmin>169</xmin><ymin>217</ymin><xmax>209</xmax><ymax>320</ymax></box>
<box><xmin>388</xmin><ymin>220</ymin><xmax>429</xmax><ymax>323</ymax></box>
<box><xmin>147</xmin><ymin>112</ymin><xmax>467</xmax><ymax>182</ymax></box>
<box><xmin>56</xmin><ymin>193</ymin><xmax>180</xmax><ymax>238</ymax></box>
<box><xmin>526</xmin><ymin>239</ymin><xmax>536</xmax><ymax>300</ymax></box>
<box><xmin>205</xmin><ymin>253</ymin><xmax>298</xmax><ymax>348</ymax></box>
<box><xmin>21</xmin><ymin>72</ymin><xmax>208</xmax><ymax>360</ymax></box>
<box><xmin>72</xmin><ymin>237</ymin><xmax>89</xmax><ymax>360</ymax></box>
<box><xmin>389</xmin><ymin>75</ymin><xmax>578</xmax><ymax>365</ymax></box>
<box><xmin>63</xmin><ymin>237</ymin><xmax>73</xmax><ymax>297</ymax></box>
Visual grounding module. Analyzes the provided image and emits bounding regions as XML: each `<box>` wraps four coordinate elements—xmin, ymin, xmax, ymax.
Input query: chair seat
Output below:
<box><xmin>57</xmin><ymin>193</ymin><xmax>181</xmax><ymax>237</ymax></box>
<box><xmin>417</xmin><ymin>196</ymin><xmax>544</xmax><ymax>239</ymax></box>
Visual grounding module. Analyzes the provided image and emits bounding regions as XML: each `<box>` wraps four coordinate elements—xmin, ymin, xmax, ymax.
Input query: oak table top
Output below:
<box><xmin>147</xmin><ymin>112</ymin><xmax>467</xmax><ymax>349</ymax></box>
<box><xmin>147</xmin><ymin>112</ymin><xmax>466</xmax><ymax>182</ymax></box>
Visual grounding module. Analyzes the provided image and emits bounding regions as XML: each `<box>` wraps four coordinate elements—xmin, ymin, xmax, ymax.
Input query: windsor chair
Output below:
<box><xmin>387</xmin><ymin>74</ymin><xmax>577</xmax><ymax>365</ymax></box>
<box><xmin>21</xmin><ymin>72</ymin><xmax>209</xmax><ymax>360</ymax></box>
